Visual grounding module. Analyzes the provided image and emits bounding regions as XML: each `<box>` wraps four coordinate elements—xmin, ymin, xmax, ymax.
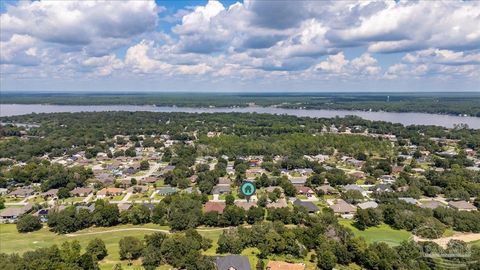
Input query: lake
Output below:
<box><xmin>1</xmin><ymin>104</ymin><xmax>479</xmax><ymax>129</ymax></box>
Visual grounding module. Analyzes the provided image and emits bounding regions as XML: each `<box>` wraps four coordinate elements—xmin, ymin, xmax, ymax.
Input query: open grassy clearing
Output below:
<box><xmin>0</xmin><ymin>223</ymin><xmax>221</xmax><ymax>270</ymax></box>
<box><xmin>339</xmin><ymin>219</ymin><xmax>412</xmax><ymax>246</ymax></box>
<box><xmin>469</xmin><ymin>239</ymin><xmax>480</xmax><ymax>247</ymax></box>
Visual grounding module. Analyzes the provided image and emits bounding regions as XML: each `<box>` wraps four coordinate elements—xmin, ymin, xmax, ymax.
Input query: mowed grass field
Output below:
<box><xmin>0</xmin><ymin>223</ymin><xmax>223</xmax><ymax>270</ymax></box>
<box><xmin>339</xmin><ymin>219</ymin><xmax>412</xmax><ymax>246</ymax></box>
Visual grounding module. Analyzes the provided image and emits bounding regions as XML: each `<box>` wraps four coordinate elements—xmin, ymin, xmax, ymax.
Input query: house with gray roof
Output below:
<box><xmin>215</xmin><ymin>255</ymin><xmax>251</xmax><ymax>270</ymax></box>
<box><xmin>289</xmin><ymin>177</ymin><xmax>307</xmax><ymax>186</ymax></box>
<box><xmin>8</xmin><ymin>187</ymin><xmax>35</xmax><ymax>198</ymax></box>
<box><xmin>293</xmin><ymin>200</ymin><xmax>319</xmax><ymax>213</ymax></box>
<box><xmin>212</xmin><ymin>185</ymin><xmax>231</xmax><ymax>195</ymax></box>
<box><xmin>357</xmin><ymin>201</ymin><xmax>379</xmax><ymax>210</ymax></box>
<box><xmin>156</xmin><ymin>187</ymin><xmax>177</xmax><ymax>196</ymax></box>
<box><xmin>399</xmin><ymin>197</ymin><xmax>419</xmax><ymax>205</ymax></box>
<box><xmin>343</xmin><ymin>184</ymin><xmax>367</xmax><ymax>196</ymax></box>
<box><xmin>0</xmin><ymin>204</ymin><xmax>33</xmax><ymax>223</ymax></box>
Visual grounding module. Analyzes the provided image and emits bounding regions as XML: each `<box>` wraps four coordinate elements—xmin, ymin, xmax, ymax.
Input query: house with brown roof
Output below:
<box><xmin>266</xmin><ymin>198</ymin><xmax>288</xmax><ymax>209</ymax></box>
<box><xmin>295</xmin><ymin>186</ymin><xmax>315</xmax><ymax>197</ymax></box>
<box><xmin>330</xmin><ymin>199</ymin><xmax>356</xmax><ymax>218</ymax></box>
<box><xmin>41</xmin><ymin>189</ymin><xmax>59</xmax><ymax>198</ymax></box>
<box><xmin>349</xmin><ymin>171</ymin><xmax>366</xmax><ymax>179</ymax></box>
<box><xmin>266</xmin><ymin>261</ymin><xmax>305</xmax><ymax>270</ymax></box>
<box><xmin>204</xmin><ymin>201</ymin><xmax>226</xmax><ymax>214</ymax></box>
<box><xmin>96</xmin><ymin>188</ymin><xmax>124</xmax><ymax>198</ymax></box>
<box><xmin>140</xmin><ymin>176</ymin><xmax>158</xmax><ymax>185</ymax></box>
<box><xmin>317</xmin><ymin>184</ymin><xmax>338</xmax><ymax>195</ymax></box>
<box><xmin>234</xmin><ymin>201</ymin><xmax>256</xmax><ymax>210</ymax></box>
<box><xmin>448</xmin><ymin>200</ymin><xmax>477</xmax><ymax>211</ymax></box>
<box><xmin>70</xmin><ymin>187</ymin><xmax>93</xmax><ymax>197</ymax></box>
<box><xmin>420</xmin><ymin>200</ymin><xmax>445</xmax><ymax>210</ymax></box>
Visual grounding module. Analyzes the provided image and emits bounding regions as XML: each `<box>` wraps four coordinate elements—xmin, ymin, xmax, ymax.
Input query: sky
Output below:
<box><xmin>0</xmin><ymin>0</ymin><xmax>479</xmax><ymax>92</ymax></box>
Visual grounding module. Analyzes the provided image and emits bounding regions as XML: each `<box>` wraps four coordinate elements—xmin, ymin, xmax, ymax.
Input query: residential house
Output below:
<box><xmin>317</xmin><ymin>184</ymin><xmax>338</xmax><ymax>195</ymax></box>
<box><xmin>41</xmin><ymin>189</ymin><xmax>59</xmax><ymax>199</ymax></box>
<box><xmin>156</xmin><ymin>187</ymin><xmax>177</xmax><ymax>196</ymax></box>
<box><xmin>420</xmin><ymin>200</ymin><xmax>446</xmax><ymax>210</ymax></box>
<box><xmin>293</xmin><ymin>200</ymin><xmax>319</xmax><ymax>213</ymax></box>
<box><xmin>234</xmin><ymin>201</ymin><xmax>256</xmax><ymax>210</ymax></box>
<box><xmin>349</xmin><ymin>171</ymin><xmax>366</xmax><ymax>179</ymax></box>
<box><xmin>448</xmin><ymin>200</ymin><xmax>477</xmax><ymax>211</ymax></box>
<box><xmin>0</xmin><ymin>204</ymin><xmax>33</xmax><ymax>223</ymax></box>
<box><xmin>411</xmin><ymin>168</ymin><xmax>425</xmax><ymax>174</ymax></box>
<box><xmin>96</xmin><ymin>188</ymin><xmax>124</xmax><ymax>198</ymax></box>
<box><xmin>218</xmin><ymin>178</ymin><xmax>232</xmax><ymax>186</ymax></box>
<box><xmin>370</xmin><ymin>184</ymin><xmax>394</xmax><ymax>193</ymax></box>
<box><xmin>32</xmin><ymin>209</ymin><xmax>49</xmax><ymax>222</ymax></box>
<box><xmin>378</xmin><ymin>175</ymin><xmax>396</xmax><ymax>184</ymax></box>
<box><xmin>95</xmin><ymin>173</ymin><xmax>115</xmax><ymax>186</ymax></box>
<box><xmin>330</xmin><ymin>199</ymin><xmax>356</xmax><ymax>218</ymax></box>
<box><xmin>0</xmin><ymin>188</ymin><xmax>8</xmax><ymax>195</ymax></box>
<box><xmin>343</xmin><ymin>184</ymin><xmax>367</xmax><ymax>196</ymax></box>
<box><xmin>204</xmin><ymin>201</ymin><xmax>226</xmax><ymax>214</ymax></box>
<box><xmin>70</xmin><ymin>187</ymin><xmax>93</xmax><ymax>197</ymax></box>
<box><xmin>392</xmin><ymin>166</ymin><xmax>404</xmax><ymax>174</ymax></box>
<box><xmin>267</xmin><ymin>198</ymin><xmax>288</xmax><ymax>209</ymax></box>
<box><xmin>265</xmin><ymin>186</ymin><xmax>284</xmax><ymax>194</ymax></box>
<box><xmin>294</xmin><ymin>168</ymin><xmax>313</xmax><ymax>176</ymax></box>
<box><xmin>215</xmin><ymin>255</ymin><xmax>251</xmax><ymax>270</ymax></box>
<box><xmin>399</xmin><ymin>197</ymin><xmax>419</xmax><ymax>205</ymax></box>
<box><xmin>8</xmin><ymin>187</ymin><xmax>35</xmax><ymax>198</ymax></box>
<box><xmin>289</xmin><ymin>177</ymin><xmax>307</xmax><ymax>186</ymax></box>
<box><xmin>266</xmin><ymin>261</ymin><xmax>305</xmax><ymax>270</ymax></box>
<box><xmin>140</xmin><ymin>176</ymin><xmax>157</xmax><ymax>185</ymax></box>
<box><xmin>357</xmin><ymin>201</ymin><xmax>379</xmax><ymax>210</ymax></box>
<box><xmin>295</xmin><ymin>186</ymin><xmax>315</xmax><ymax>197</ymax></box>
<box><xmin>76</xmin><ymin>204</ymin><xmax>95</xmax><ymax>213</ymax></box>
<box><xmin>212</xmin><ymin>185</ymin><xmax>231</xmax><ymax>195</ymax></box>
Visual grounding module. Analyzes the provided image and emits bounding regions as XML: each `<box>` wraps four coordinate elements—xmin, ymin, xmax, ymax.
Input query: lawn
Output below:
<box><xmin>27</xmin><ymin>196</ymin><xmax>48</xmax><ymax>204</ymax></box>
<box><xmin>0</xmin><ymin>223</ymin><xmax>172</xmax><ymax>270</ymax></box>
<box><xmin>129</xmin><ymin>193</ymin><xmax>152</xmax><ymax>202</ymax></box>
<box><xmin>469</xmin><ymin>240</ymin><xmax>480</xmax><ymax>247</ymax></box>
<box><xmin>339</xmin><ymin>219</ymin><xmax>412</xmax><ymax>246</ymax></box>
<box><xmin>59</xmin><ymin>197</ymin><xmax>85</xmax><ymax>204</ymax></box>
<box><xmin>3</xmin><ymin>196</ymin><xmax>24</xmax><ymax>203</ymax></box>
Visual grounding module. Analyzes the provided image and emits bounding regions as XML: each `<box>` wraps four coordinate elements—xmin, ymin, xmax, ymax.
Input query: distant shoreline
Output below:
<box><xmin>2</xmin><ymin>104</ymin><xmax>479</xmax><ymax>129</ymax></box>
<box><xmin>1</xmin><ymin>92</ymin><xmax>479</xmax><ymax>117</ymax></box>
